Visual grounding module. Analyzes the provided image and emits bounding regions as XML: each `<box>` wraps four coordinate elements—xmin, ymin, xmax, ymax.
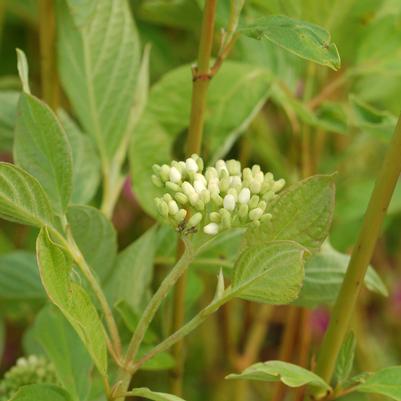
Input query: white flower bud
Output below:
<box><xmin>152</xmin><ymin>175</ymin><xmax>163</xmax><ymax>188</ymax></box>
<box><xmin>272</xmin><ymin>178</ymin><xmax>285</xmax><ymax>193</ymax></box>
<box><xmin>216</xmin><ymin>160</ymin><xmax>228</xmax><ymax>175</ymax></box>
<box><xmin>182</xmin><ymin>182</ymin><xmax>195</xmax><ymax>196</ymax></box>
<box><xmin>238</xmin><ymin>188</ymin><xmax>251</xmax><ymax>204</ymax></box>
<box><xmin>194</xmin><ymin>179</ymin><xmax>206</xmax><ymax>193</ymax></box>
<box><xmin>188</xmin><ymin>192</ymin><xmax>199</xmax><ymax>205</ymax></box>
<box><xmin>204</xmin><ymin>222</ymin><xmax>219</xmax><ymax>235</ymax></box>
<box><xmin>231</xmin><ymin>176</ymin><xmax>242</xmax><ymax>188</ymax></box>
<box><xmin>223</xmin><ymin>194</ymin><xmax>236</xmax><ymax>211</ymax></box>
<box><xmin>243</xmin><ymin>168</ymin><xmax>252</xmax><ymax>181</ymax></box>
<box><xmin>169</xmin><ymin>167</ymin><xmax>182</xmax><ymax>183</ymax></box>
<box><xmin>211</xmin><ymin>193</ymin><xmax>223</xmax><ymax>206</ymax></box>
<box><xmin>188</xmin><ymin>212</ymin><xmax>202</xmax><ymax>227</ymax></box>
<box><xmin>185</xmin><ymin>157</ymin><xmax>198</xmax><ymax>173</ymax></box>
<box><xmin>205</xmin><ymin>167</ymin><xmax>218</xmax><ymax>181</ymax></box>
<box><xmin>250</xmin><ymin>180</ymin><xmax>262</xmax><ymax>194</ymax></box>
<box><xmin>168</xmin><ymin>200</ymin><xmax>179</xmax><ymax>215</ymax></box>
<box><xmin>249</xmin><ymin>207</ymin><xmax>263</xmax><ymax>221</ymax></box>
<box><xmin>251</xmin><ymin>164</ymin><xmax>261</xmax><ymax>175</ymax></box>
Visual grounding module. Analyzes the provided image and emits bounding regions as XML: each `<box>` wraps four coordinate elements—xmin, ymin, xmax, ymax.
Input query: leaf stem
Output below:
<box><xmin>38</xmin><ymin>0</ymin><xmax>59</xmax><ymax>109</ymax></box>
<box><xmin>313</xmin><ymin>114</ymin><xmax>401</xmax><ymax>389</ymax></box>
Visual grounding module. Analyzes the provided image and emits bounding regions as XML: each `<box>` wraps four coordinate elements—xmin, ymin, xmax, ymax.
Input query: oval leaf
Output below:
<box><xmin>36</xmin><ymin>228</ymin><xmax>108</xmax><ymax>375</ymax></box>
<box><xmin>0</xmin><ymin>162</ymin><xmax>55</xmax><ymax>228</ymax></box>
<box><xmin>0</xmin><ymin>251</ymin><xmax>45</xmax><ymax>300</ymax></box>
<box><xmin>57</xmin><ymin>0</ymin><xmax>141</xmax><ymax>162</ymax></box>
<box><xmin>226</xmin><ymin>361</ymin><xmax>330</xmax><ymax>393</ymax></box>
<box><xmin>231</xmin><ymin>241</ymin><xmax>305</xmax><ymax>304</ymax></box>
<box><xmin>356</xmin><ymin>366</ymin><xmax>401</xmax><ymax>401</ymax></box>
<box><xmin>239</xmin><ymin>15</ymin><xmax>341</xmax><ymax>70</ymax></box>
<box><xmin>14</xmin><ymin>92</ymin><xmax>73</xmax><ymax>212</ymax></box>
<box><xmin>246</xmin><ymin>175</ymin><xmax>335</xmax><ymax>252</ymax></box>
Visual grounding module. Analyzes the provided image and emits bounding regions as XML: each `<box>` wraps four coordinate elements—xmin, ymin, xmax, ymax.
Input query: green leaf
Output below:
<box><xmin>58</xmin><ymin>111</ymin><xmax>101</xmax><ymax>204</ymax></box>
<box><xmin>107</xmin><ymin>226</ymin><xmax>156</xmax><ymax>311</ymax></box>
<box><xmin>65</xmin><ymin>0</ymin><xmax>97</xmax><ymax>27</ymax></box>
<box><xmin>239</xmin><ymin>15</ymin><xmax>341</xmax><ymax>70</ymax></box>
<box><xmin>231</xmin><ymin>241</ymin><xmax>305</xmax><ymax>304</ymax></box>
<box><xmin>36</xmin><ymin>228</ymin><xmax>108</xmax><ymax>376</ymax></box>
<box><xmin>67</xmin><ymin>205</ymin><xmax>117</xmax><ymax>281</ymax></box>
<box><xmin>0</xmin><ymin>90</ymin><xmax>19</xmax><ymax>152</ymax></box>
<box><xmin>0</xmin><ymin>162</ymin><xmax>56</xmax><ymax>228</ymax></box>
<box><xmin>226</xmin><ymin>361</ymin><xmax>330</xmax><ymax>392</ymax></box>
<box><xmin>349</xmin><ymin>95</ymin><xmax>397</xmax><ymax>141</ymax></box>
<box><xmin>129</xmin><ymin>388</ymin><xmax>186</xmax><ymax>401</ymax></box>
<box><xmin>130</xmin><ymin>61</ymin><xmax>272</xmax><ymax>216</ymax></box>
<box><xmin>315</xmin><ymin>102</ymin><xmax>348</xmax><ymax>135</ymax></box>
<box><xmin>57</xmin><ymin>0</ymin><xmax>141</xmax><ymax>162</ymax></box>
<box><xmin>10</xmin><ymin>384</ymin><xmax>73</xmax><ymax>401</ymax></box>
<box><xmin>335</xmin><ymin>332</ymin><xmax>356</xmax><ymax>386</ymax></box>
<box><xmin>295</xmin><ymin>243</ymin><xmax>388</xmax><ymax>308</ymax></box>
<box><xmin>137</xmin><ymin>345</ymin><xmax>175</xmax><ymax>371</ymax></box>
<box><xmin>14</xmin><ymin>93</ymin><xmax>73</xmax><ymax>212</ymax></box>
<box><xmin>0</xmin><ymin>251</ymin><xmax>45</xmax><ymax>301</ymax></box>
<box><xmin>16</xmin><ymin>49</ymin><xmax>31</xmax><ymax>94</ymax></box>
<box><xmin>356</xmin><ymin>366</ymin><xmax>401</xmax><ymax>401</ymax></box>
<box><xmin>245</xmin><ymin>175</ymin><xmax>335</xmax><ymax>252</ymax></box>
<box><xmin>33</xmin><ymin>306</ymin><xmax>93</xmax><ymax>401</ymax></box>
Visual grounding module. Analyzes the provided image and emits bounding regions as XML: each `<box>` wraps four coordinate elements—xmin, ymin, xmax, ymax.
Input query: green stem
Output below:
<box><xmin>124</xmin><ymin>239</ymin><xmax>194</xmax><ymax>367</ymax></box>
<box><xmin>132</xmin><ymin>289</ymin><xmax>233</xmax><ymax>373</ymax></box>
<box><xmin>38</xmin><ymin>0</ymin><xmax>59</xmax><ymax>109</ymax></box>
<box><xmin>314</xmin><ymin>114</ymin><xmax>401</xmax><ymax>389</ymax></box>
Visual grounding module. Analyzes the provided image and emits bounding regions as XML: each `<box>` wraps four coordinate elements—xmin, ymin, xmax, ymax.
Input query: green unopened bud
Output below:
<box><xmin>209</xmin><ymin>212</ymin><xmax>221</xmax><ymax>223</ymax></box>
<box><xmin>166</xmin><ymin>181</ymin><xmax>181</xmax><ymax>191</ymax></box>
<box><xmin>157</xmin><ymin>200</ymin><xmax>169</xmax><ymax>217</ymax></box>
<box><xmin>219</xmin><ymin>208</ymin><xmax>231</xmax><ymax>228</ymax></box>
<box><xmin>168</xmin><ymin>200</ymin><xmax>179</xmax><ymax>215</ymax></box>
<box><xmin>152</xmin><ymin>164</ymin><xmax>161</xmax><ymax>174</ymax></box>
<box><xmin>152</xmin><ymin>175</ymin><xmax>163</xmax><ymax>188</ymax></box>
<box><xmin>174</xmin><ymin>209</ymin><xmax>187</xmax><ymax>223</ymax></box>
<box><xmin>188</xmin><ymin>212</ymin><xmax>202</xmax><ymax>227</ymax></box>
<box><xmin>261</xmin><ymin>213</ymin><xmax>273</xmax><ymax>222</ymax></box>
<box><xmin>262</xmin><ymin>191</ymin><xmax>276</xmax><ymax>202</ymax></box>
<box><xmin>258</xmin><ymin>200</ymin><xmax>267</xmax><ymax>211</ymax></box>
<box><xmin>251</xmin><ymin>164</ymin><xmax>261</xmax><ymax>175</ymax></box>
<box><xmin>194</xmin><ymin>199</ymin><xmax>205</xmax><ymax>211</ymax></box>
<box><xmin>160</xmin><ymin>164</ymin><xmax>170</xmax><ymax>181</ymax></box>
<box><xmin>249</xmin><ymin>195</ymin><xmax>260</xmax><ymax>209</ymax></box>
<box><xmin>163</xmin><ymin>193</ymin><xmax>173</xmax><ymax>202</ymax></box>
<box><xmin>272</xmin><ymin>178</ymin><xmax>285</xmax><ymax>192</ymax></box>
<box><xmin>226</xmin><ymin>159</ymin><xmax>241</xmax><ymax>176</ymax></box>
<box><xmin>182</xmin><ymin>182</ymin><xmax>195</xmax><ymax>196</ymax></box>
<box><xmin>211</xmin><ymin>193</ymin><xmax>223</xmax><ymax>206</ymax></box>
<box><xmin>200</xmin><ymin>189</ymin><xmax>210</xmax><ymax>203</ymax></box>
<box><xmin>249</xmin><ymin>207</ymin><xmax>263</xmax><ymax>221</ymax></box>
<box><xmin>188</xmin><ymin>192</ymin><xmax>199</xmax><ymax>205</ymax></box>
<box><xmin>238</xmin><ymin>204</ymin><xmax>249</xmax><ymax>219</ymax></box>
<box><xmin>250</xmin><ymin>180</ymin><xmax>262</xmax><ymax>194</ymax></box>
<box><xmin>205</xmin><ymin>167</ymin><xmax>218</xmax><ymax>181</ymax></box>
<box><xmin>175</xmin><ymin>192</ymin><xmax>188</xmax><ymax>205</ymax></box>
<box><xmin>220</xmin><ymin>177</ymin><xmax>231</xmax><ymax>192</ymax></box>
<box><xmin>243</xmin><ymin>167</ymin><xmax>252</xmax><ymax>181</ymax></box>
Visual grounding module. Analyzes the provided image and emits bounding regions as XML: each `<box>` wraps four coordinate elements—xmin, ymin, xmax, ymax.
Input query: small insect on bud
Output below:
<box><xmin>151</xmin><ymin>175</ymin><xmax>163</xmax><ymax>188</ymax></box>
<box><xmin>238</xmin><ymin>187</ymin><xmax>251</xmax><ymax>204</ymax></box>
<box><xmin>188</xmin><ymin>212</ymin><xmax>203</xmax><ymax>227</ymax></box>
<box><xmin>169</xmin><ymin>166</ymin><xmax>182</xmax><ymax>183</ymax></box>
<box><xmin>204</xmin><ymin>222</ymin><xmax>219</xmax><ymax>235</ymax></box>
<box><xmin>249</xmin><ymin>207</ymin><xmax>263</xmax><ymax>221</ymax></box>
<box><xmin>168</xmin><ymin>200</ymin><xmax>179</xmax><ymax>215</ymax></box>
<box><xmin>185</xmin><ymin>157</ymin><xmax>198</xmax><ymax>173</ymax></box>
<box><xmin>223</xmin><ymin>194</ymin><xmax>236</xmax><ymax>211</ymax></box>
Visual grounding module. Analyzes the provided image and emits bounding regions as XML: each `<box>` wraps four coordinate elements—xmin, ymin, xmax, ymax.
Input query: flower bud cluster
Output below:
<box><xmin>152</xmin><ymin>154</ymin><xmax>285</xmax><ymax>235</ymax></box>
<box><xmin>0</xmin><ymin>356</ymin><xmax>58</xmax><ymax>401</ymax></box>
